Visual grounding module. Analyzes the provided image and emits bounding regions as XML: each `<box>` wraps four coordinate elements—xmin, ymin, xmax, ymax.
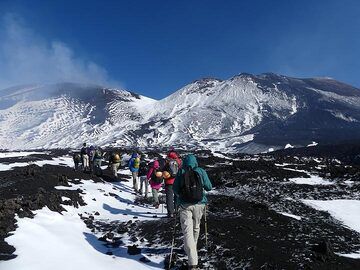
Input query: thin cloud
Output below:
<box><xmin>0</xmin><ymin>14</ymin><xmax>119</xmax><ymax>89</ymax></box>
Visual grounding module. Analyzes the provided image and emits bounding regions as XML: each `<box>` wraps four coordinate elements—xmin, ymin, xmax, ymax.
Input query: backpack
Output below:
<box><xmin>151</xmin><ymin>169</ymin><xmax>163</xmax><ymax>184</ymax></box>
<box><xmin>168</xmin><ymin>159</ymin><xmax>179</xmax><ymax>177</ymax></box>
<box><xmin>134</xmin><ymin>157</ymin><xmax>140</xmax><ymax>169</ymax></box>
<box><xmin>180</xmin><ymin>167</ymin><xmax>203</xmax><ymax>203</ymax></box>
<box><xmin>94</xmin><ymin>149</ymin><xmax>102</xmax><ymax>159</ymax></box>
<box><xmin>74</xmin><ymin>153</ymin><xmax>81</xmax><ymax>162</ymax></box>
<box><xmin>138</xmin><ymin>160</ymin><xmax>148</xmax><ymax>176</ymax></box>
<box><xmin>112</xmin><ymin>153</ymin><xmax>120</xmax><ymax>162</ymax></box>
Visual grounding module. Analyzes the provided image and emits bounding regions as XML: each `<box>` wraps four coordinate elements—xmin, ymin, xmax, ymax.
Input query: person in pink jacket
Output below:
<box><xmin>147</xmin><ymin>160</ymin><xmax>163</xmax><ymax>208</ymax></box>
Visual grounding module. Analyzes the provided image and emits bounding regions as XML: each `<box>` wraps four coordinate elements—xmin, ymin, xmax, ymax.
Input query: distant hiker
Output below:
<box><xmin>80</xmin><ymin>143</ymin><xmax>90</xmax><ymax>172</ymax></box>
<box><xmin>138</xmin><ymin>156</ymin><xmax>149</xmax><ymax>197</ymax></box>
<box><xmin>128</xmin><ymin>152</ymin><xmax>140</xmax><ymax>192</ymax></box>
<box><xmin>173</xmin><ymin>154</ymin><xmax>212</xmax><ymax>269</ymax></box>
<box><xmin>73</xmin><ymin>152</ymin><xmax>81</xmax><ymax>171</ymax></box>
<box><xmin>147</xmin><ymin>160</ymin><xmax>163</xmax><ymax>208</ymax></box>
<box><xmin>162</xmin><ymin>151</ymin><xmax>182</xmax><ymax>217</ymax></box>
<box><xmin>109</xmin><ymin>151</ymin><xmax>121</xmax><ymax>179</ymax></box>
<box><xmin>88</xmin><ymin>145</ymin><xmax>96</xmax><ymax>172</ymax></box>
<box><xmin>92</xmin><ymin>147</ymin><xmax>103</xmax><ymax>176</ymax></box>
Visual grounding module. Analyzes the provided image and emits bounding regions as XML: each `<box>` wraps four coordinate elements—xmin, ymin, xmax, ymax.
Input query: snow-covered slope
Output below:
<box><xmin>1</xmin><ymin>73</ymin><xmax>360</xmax><ymax>152</ymax></box>
<box><xmin>0</xmin><ymin>83</ymin><xmax>155</xmax><ymax>149</ymax></box>
<box><xmin>132</xmin><ymin>76</ymin><xmax>298</xmax><ymax>151</ymax></box>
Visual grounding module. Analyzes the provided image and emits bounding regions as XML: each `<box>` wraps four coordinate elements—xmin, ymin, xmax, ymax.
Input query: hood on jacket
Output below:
<box><xmin>167</xmin><ymin>151</ymin><xmax>178</xmax><ymax>160</ymax></box>
<box><xmin>153</xmin><ymin>160</ymin><xmax>160</xmax><ymax>169</ymax></box>
<box><xmin>182</xmin><ymin>154</ymin><xmax>198</xmax><ymax>169</ymax></box>
<box><xmin>131</xmin><ymin>153</ymin><xmax>138</xmax><ymax>158</ymax></box>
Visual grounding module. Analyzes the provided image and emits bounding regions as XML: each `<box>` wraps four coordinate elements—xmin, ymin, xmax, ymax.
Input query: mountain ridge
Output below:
<box><xmin>0</xmin><ymin>73</ymin><xmax>359</xmax><ymax>153</ymax></box>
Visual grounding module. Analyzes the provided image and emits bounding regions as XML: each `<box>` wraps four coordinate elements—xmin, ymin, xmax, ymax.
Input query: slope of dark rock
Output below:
<box><xmin>1</xmin><ymin>148</ymin><xmax>360</xmax><ymax>269</ymax></box>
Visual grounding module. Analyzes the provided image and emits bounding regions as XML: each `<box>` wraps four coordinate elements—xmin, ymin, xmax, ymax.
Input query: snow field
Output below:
<box><xmin>0</xmin><ymin>156</ymin><xmax>74</xmax><ymax>171</ymax></box>
<box><xmin>289</xmin><ymin>175</ymin><xmax>333</xmax><ymax>186</ymax></box>
<box><xmin>303</xmin><ymin>199</ymin><xmax>360</xmax><ymax>258</ymax></box>
<box><xmin>0</xmin><ymin>157</ymin><xmax>167</xmax><ymax>269</ymax></box>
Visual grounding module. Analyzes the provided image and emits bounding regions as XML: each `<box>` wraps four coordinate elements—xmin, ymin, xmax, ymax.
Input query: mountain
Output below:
<box><xmin>0</xmin><ymin>83</ymin><xmax>155</xmax><ymax>149</ymax></box>
<box><xmin>0</xmin><ymin>73</ymin><xmax>360</xmax><ymax>152</ymax></box>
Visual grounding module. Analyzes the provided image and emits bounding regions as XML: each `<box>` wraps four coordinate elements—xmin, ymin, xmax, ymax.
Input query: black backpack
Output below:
<box><xmin>180</xmin><ymin>167</ymin><xmax>203</xmax><ymax>203</ymax></box>
<box><xmin>138</xmin><ymin>160</ymin><xmax>148</xmax><ymax>176</ymax></box>
<box><xmin>151</xmin><ymin>169</ymin><xmax>163</xmax><ymax>184</ymax></box>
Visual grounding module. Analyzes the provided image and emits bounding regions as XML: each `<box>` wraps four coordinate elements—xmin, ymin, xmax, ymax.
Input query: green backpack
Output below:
<box><xmin>134</xmin><ymin>157</ymin><xmax>140</xmax><ymax>169</ymax></box>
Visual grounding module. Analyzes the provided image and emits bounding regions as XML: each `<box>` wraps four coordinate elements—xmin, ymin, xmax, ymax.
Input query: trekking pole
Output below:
<box><xmin>204</xmin><ymin>204</ymin><xmax>208</xmax><ymax>250</ymax></box>
<box><xmin>168</xmin><ymin>211</ymin><xmax>177</xmax><ymax>270</ymax></box>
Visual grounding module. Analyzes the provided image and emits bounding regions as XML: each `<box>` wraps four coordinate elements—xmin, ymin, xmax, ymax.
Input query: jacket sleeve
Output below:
<box><xmin>147</xmin><ymin>167</ymin><xmax>153</xmax><ymax>180</ymax></box>
<box><xmin>177</xmin><ymin>158</ymin><xmax>182</xmax><ymax>168</ymax></box>
<box><xmin>200</xmin><ymin>169</ymin><xmax>212</xmax><ymax>191</ymax></box>
<box><xmin>128</xmin><ymin>158</ymin><xmax>133</xmax><ymax>168</ymax></box>
<box><xmin>173</xmin><ymin>170</ymin><xmax>182</xmax><ymax>196</ymax></box>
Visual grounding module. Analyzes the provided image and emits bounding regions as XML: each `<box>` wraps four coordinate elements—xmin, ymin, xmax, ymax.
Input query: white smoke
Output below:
<box><xmin>0</xmin><ymin>14</ymin><xmax>118</xmax><ymax>89</ymax></box>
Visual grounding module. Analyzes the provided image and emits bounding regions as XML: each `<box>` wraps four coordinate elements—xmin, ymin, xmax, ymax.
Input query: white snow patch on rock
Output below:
<box><xmin>289</xmin><ymin>175</ymin><xmax>333</xmax><ymax>185</ymax></box>
<box><xmin>278</xmin><ymin>212</ymin><xmax>302</xmax><ymax>220</ymax></box>
<box><xmin>307</xmin><ymin>142</ymin><xmax>318</xmax><ymax>147</ymax></box>
<box><xmin>285</xmin><ymin>144</ymin><xmax>294</xmax><ymax>149</ymax></box>
<box><xmin>303</xmin><ymin>199</ymin><xmax>360</xmax><ymax>259</ymax></box>
<box><xmin>0</xmin><ymin>151</ymin><xmax>46</xmax><ymax>158</ymax></box>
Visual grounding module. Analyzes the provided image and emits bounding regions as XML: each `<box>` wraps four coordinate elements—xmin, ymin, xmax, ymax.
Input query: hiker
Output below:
<box><xmin>109</xmin><ymin>151</ymin><xmax>121</xmax><ymax>179</ymax></box>
<box><xmin>162</xmin><ymin>151</ymin><xmax>182</xmax><ymax>217</ymax></box>
<box><xmin>173</xmin><ymin>154</ymin><xmax>212</xmax><ymax>269</ymax></box>
<box><xmin>73</xmin><ymin>152</ymin><xmax>81</xmax><ymax>171</ymax></box>
<box><xmin>80</xmin><ymin>143</ymin><xmax>90</xmax><ymax>172</ymax></box>
<box><xmin>147</xmin><ymin>160</ymin><xmax>163</xmax><ymax>208</ymax></box>
<box><xmin>138</xmin><ymin>156</ymin><xmax>149</xmax><ymax>197</ymax></box>
<box><xmin>128</xmin><ymin>152</ymin><xmax>140</xmax><ymax>192</ymax></box>
<box><xmin>92</xmin><ymin>147</ymin><xmax>103</xmax><ymax>176</ymax></box>
<box><xmin>88</xmin><ymin>145</ymin><xmax>96</xmax><ymax>173</ymax></box>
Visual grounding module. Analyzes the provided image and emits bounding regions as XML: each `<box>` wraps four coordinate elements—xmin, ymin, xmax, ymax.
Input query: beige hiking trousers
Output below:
<box><xmin>179</xmin><ymin>203</ymin><xmax>205</xmax><ymax>266</ymax></box>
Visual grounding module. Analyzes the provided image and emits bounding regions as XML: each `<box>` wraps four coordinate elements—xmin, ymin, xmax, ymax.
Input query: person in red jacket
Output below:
<box><xmin>163</xmin><ymin>151</ymin><xmax>182</xmax><ymax>217</ymax></box>
<box><xmin>147</xmin><ymin>160</ymin><xmax>163</xmax><ymax>208</ymax></box>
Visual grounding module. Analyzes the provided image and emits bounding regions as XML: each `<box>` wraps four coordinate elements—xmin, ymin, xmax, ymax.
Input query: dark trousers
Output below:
<box><xmin>165</xmin><ymin>184</ymin><xmax>175</xmax><ymax>215</ymax></box>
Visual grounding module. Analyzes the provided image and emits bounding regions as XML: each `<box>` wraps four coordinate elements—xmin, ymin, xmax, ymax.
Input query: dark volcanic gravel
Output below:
<box><xmin>1</xmin><ymin>148</ymin><xmax>360</xmax><ymax>269</ymax></box>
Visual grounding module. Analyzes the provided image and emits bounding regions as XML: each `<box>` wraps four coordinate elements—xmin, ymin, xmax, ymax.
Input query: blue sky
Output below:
<box><xmin>0</xmin><ymin>0</ymin><xmax>359</xmax><ymax>99</ymax></box>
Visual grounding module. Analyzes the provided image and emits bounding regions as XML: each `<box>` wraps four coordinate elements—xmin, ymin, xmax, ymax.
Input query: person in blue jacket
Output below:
<box><xmin>173</xmin><ymin>154</ymin><xmax>212</xmax><ymax>270</ymax></box>
<box><xmin>128</xmin><ymin>152</ymin><xmax>140</xmax><ymax>192</ymax></box>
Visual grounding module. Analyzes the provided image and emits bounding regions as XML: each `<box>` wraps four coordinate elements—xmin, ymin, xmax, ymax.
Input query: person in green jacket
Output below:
<box><xmin>173</xmin><ymin>154</ymin><xmax>212</xmax><ymax>270</ymax></box>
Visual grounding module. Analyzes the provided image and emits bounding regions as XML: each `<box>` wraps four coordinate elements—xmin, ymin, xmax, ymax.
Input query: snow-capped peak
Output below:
<box><xmin>0</xmin><ymin>73</ymin><xmax>360</xmax><ymax>153</ymax></box>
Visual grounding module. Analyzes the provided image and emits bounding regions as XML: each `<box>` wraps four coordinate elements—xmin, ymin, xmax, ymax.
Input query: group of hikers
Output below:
<box><xmin>72</xmin><ymin>143</ymin><xmax>122</xmax><ymax>178</ymax></box>
<box><xmin>72</xmin><ymin>144</ymin><xmax>212</xmax><ymax>270</ymax></box>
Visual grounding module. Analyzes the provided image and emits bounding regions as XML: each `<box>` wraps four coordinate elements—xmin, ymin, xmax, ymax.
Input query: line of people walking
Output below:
<box><xmin>128</xmin><ymin>148</ymin><xmax>212</xmax><ymax>269</ymax></box>
<box><xmin>72</xmin><ymin>144</ymin><xmax>212</xmax><ymax>270</ymax></box>
<box><xmin>126</xmin><ymin>149</ymin><xmax>181</xmax><ymax>218</ymax></box>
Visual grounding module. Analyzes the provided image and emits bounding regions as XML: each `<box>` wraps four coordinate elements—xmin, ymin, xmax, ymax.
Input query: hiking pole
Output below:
<box><xmin>168</xmin><ymin>211</ymin><xmax>177</xmax><ymax>270</ymax></box>
<box><xmin>204</xmin><ymin>204</ymin><xmax>208</xmax><ymax>250</ymax></box>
